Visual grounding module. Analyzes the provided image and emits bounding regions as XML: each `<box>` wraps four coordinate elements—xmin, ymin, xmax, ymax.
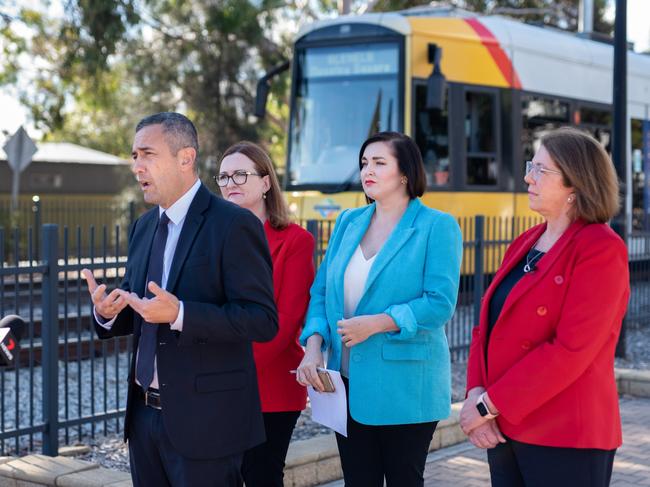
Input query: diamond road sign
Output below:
<box><xmin>4</xmin><ymin>126</ymin><xmax>37</xmax><ymax>173</ymax></box>
<box><xmin>4</xmin><ymin>126</ymin><xmax>38</xmax><ymax>210</ymax></box>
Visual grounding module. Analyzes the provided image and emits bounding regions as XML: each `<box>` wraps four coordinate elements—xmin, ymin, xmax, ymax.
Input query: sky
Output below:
<box><xmin>1</xmin><ymin>0</ymin><xmax>650</xmax><ymax>140</ymax></box>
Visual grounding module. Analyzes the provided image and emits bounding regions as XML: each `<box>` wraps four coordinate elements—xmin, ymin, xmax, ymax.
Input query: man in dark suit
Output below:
<box><xmin>81</xmin><ymin>112</ymin><xmax>278</xmax><ymax>486</ymax></box>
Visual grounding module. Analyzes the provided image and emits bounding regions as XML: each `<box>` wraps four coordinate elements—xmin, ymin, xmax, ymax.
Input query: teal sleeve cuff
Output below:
<box><xmin>299</xmin><ymin>318</ymin><xmax>330</xmax><ymax>351</ymax></box>
<box><xmin>385</xmin><ymin>304</ymin><xmax>417</xmax><ymax>340</ymax></box>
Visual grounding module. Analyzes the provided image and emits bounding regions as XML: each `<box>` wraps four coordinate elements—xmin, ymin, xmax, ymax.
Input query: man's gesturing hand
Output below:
<box><xmin>126</xmin><ymin>281</ymin><xmax>180</xmax><ymax>324</ymax></box>
<box><xmin>81</xmin><ymin>268</ymin><xmax>128</xmax><ymax>320</ymax></box>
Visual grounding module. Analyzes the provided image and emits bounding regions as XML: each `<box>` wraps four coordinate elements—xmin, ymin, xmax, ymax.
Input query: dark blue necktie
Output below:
<box><xmin>136</xmin><ymin>212</ymin><xmax>170</xmax><ymax>391</ymax></box>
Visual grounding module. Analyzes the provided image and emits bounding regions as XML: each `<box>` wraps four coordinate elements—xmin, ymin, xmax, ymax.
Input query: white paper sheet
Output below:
<box><xmin>307</xmin><ymin>368</ymin><xmax>348</xmax><ymax>437</ymax></box>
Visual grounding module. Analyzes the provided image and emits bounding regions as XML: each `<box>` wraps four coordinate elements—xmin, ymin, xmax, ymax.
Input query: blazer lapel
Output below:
<box><xmin>166</xmin><ymin>185</ymin><xmax>209</xmax><ymax>294</ymax></box>
<box><xmin>361</xmin><ymin>199</ymin><xmax>420</xmax><ymax>300</ymax></box>
<box><xmin>491</xmin><ymin>219</ymin><xmax>588</xmax><ymax>328</ymax></box>
<box><xmin>133</xmin><ymin>212</ymin><xmax>159</xmax><ymax>298</ymax></box>
<box><xmin>479</xmin><ymin>223</ymin><xmax>545</xmax><ymax>329</ymax></box>
<box><xmin>264</xmin><ymin>221</ymin><xmax>282</xmax><ymax>259</ymax></box>
<box><xmin>332</xmin><ymin>204</ymin><xmax>375</xmax><ymax>314</ymax></box>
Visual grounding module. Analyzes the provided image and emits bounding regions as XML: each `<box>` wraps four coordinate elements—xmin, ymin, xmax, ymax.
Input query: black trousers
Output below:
<box><xmin>128</xmin><ymin>395</ymin><xmax>243</xmax><ymax>487</ymax></box>
<box><xmin>487</xmin><ymin>436</ymin><xmax>616</xmax><ymax>487</ymax></box>
<box><xmin>335</xmin><ymin>378</ymin><xmax>437</xmax><ymax>487</ymax></box>
<box><xmin>241</xmin><ymin>410</ymin><xmax>301</xmax><ymax>487</ymax></box>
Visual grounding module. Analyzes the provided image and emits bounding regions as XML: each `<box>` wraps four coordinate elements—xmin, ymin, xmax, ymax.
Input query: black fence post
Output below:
<box><xmin>306</xmin><ymin>220</ymin><xmax>319</xmax><ymax>266</ymax></box>
<box><xmin>42</xmin><ymin>224</ymin><xmax>59</xmax><ymax>456</ymax></box>
<box><xmin>32</xmin><ymin>197</ymin><xmax>41</xmax><ymax>261</ymax></box>
<box><xmin>473</xmin><ymin>215</ymin><xmax>485</xmax><ymax>324</ymax></box>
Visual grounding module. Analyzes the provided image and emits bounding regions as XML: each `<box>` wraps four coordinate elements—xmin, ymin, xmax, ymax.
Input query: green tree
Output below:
<box><xmin>1</xmin><ymin>0</ymin><xmax>298</xmax><ymax>177</ymax></box>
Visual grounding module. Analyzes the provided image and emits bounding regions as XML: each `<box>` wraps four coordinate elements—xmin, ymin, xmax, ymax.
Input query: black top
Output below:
<box><xmin>487</xmin><ymin>248</ymin><xmax>546</xmax><ymax>340</ymax></box>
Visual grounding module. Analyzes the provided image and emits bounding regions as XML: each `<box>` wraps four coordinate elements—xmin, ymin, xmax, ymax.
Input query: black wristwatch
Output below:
<box><xmin>476</xmin><ymin>392</ymin><xmax>498</xmax><ymax>419</ymax></box>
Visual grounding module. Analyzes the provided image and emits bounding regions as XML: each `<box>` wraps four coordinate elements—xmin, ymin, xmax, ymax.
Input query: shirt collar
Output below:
<box><xmin>158</xmin><ymin>179</ymin><xmax>202</xmax><ymax>225</ymax></box>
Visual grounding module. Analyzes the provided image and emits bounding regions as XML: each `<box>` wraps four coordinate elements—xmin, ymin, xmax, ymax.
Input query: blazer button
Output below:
<box><xmin>554</xmin><ymin>275</ymin><xmax>564</xmax><ymax>285</ymax></box>
<box><xmin>521</xmin><ymin>340</ymin><xmax>532</xmax><ymax>350</ymax></box>
<box><xmin>536</xmin><ymin>306</ymin><xmax>548</xmax><ymax>316</ymax></box>
<box><xmin>352</xmin><ymin>354</ymin><xmax>362</xmax><ymax>363</ymax></box>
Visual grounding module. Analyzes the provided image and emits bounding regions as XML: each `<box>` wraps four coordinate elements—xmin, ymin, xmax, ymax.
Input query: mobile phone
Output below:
<box><xmin>317</xmin><ymin>369</ymin><xmax>335</xmax><ymax>393</ymax></box>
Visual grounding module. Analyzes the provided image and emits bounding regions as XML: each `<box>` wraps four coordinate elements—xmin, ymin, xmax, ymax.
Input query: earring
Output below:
<box><xmin>567</xmin><ymin>196</ymin><xmax>573</xmax><ymax>203</ymax></box>
<box><xmin>263</xmin><ymin>193</ymin><xmax>267</xmax><ymax>199</ymax></box>
<box><xmin>401</xmin><ymin>177</ymin><xmax>407</xmax><ymax>185</ymax></box>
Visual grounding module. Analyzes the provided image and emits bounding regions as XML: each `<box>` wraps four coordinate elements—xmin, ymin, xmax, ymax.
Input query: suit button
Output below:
<box><xmin>554</xmin><ymin>275</ymin><xmax>564</xmax><ymax>285</ymax></box>
<box><xmin>158</xmin><ymin>342</ymin><xmax>166</xmax><ymax>346</ymax></box>
<box><xmin>536</xmin><ymin>306</ymin><xmax>547</xmax><ymax>316</ymax></box>
<box><xmin>521</xmin><ymin>340</ymin><xmax>532</xmax><ymax>350</ymax></box>
<box><xmin>352</xmin><ymin>354</ymin><xmax>362</xmax><ymax>363</ymax></box>
<box><xmin>161</xmin><ymin>383</ymin><xmax>167</xmax><ymax>387</ymax></box>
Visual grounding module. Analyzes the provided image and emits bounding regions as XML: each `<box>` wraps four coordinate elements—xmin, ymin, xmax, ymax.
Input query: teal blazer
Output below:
<box><xmin>300</xmin><ymin>199</ymin><xmax>462</xmax><ymax>425</ymax></box>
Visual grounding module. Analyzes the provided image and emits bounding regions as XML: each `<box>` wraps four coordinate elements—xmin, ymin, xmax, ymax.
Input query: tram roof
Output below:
<box><xmin>296</xmin><ymin>8</ymin><xmax>650</xmax><ymax>113</ymax></box>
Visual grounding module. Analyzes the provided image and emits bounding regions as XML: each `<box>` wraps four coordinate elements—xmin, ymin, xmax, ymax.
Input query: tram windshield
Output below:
<box><xmin>288</xmin><ymin>42</ymin><xmax>401</xmax><ymax>187</ymax></box>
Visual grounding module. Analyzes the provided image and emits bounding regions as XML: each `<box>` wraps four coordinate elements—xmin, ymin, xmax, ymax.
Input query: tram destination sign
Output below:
<box><xmin>305</xmin><ymin>44</ymin><xmax>398</xmax><ymax>79</ymax></box>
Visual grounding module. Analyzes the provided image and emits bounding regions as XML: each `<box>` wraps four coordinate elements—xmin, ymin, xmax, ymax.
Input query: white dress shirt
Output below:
<box><xmin>95</xmin><ymin>179</ymin><xmax>202</xmax><ymax>389</ymax></box>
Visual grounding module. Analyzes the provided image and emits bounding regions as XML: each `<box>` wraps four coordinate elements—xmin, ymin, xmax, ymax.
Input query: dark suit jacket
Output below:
<box><xmin>94</xmin><ymin>183</ymin><xmax>278</xmax><ymax>459</ymax></box>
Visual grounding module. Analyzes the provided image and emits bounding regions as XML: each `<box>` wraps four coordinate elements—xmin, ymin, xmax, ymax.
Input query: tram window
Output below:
<box><xmin>522</xmin><ymin>95</ymin><xmax>570</xmax><ymax>162</ymax></box>
<box><xmin>288</xmin><ymin>43</ymin><xmax>400</xmax><ymax>186</ymax></box>
<box><xmin>465</xmin><ymin>91</ymin><xmax>497</xmax><ymax>186</ymax></box>
<box><xmin>414</xmin><ymin>84</ymin><xmax>449</xmax><ymax>187</ymax></box>
<box><xmin>576</xmin><ymin>106</ymin><xmax>612</xmax><ymax>153</ymax></box>
<box><xmin>580</xmin><ymin>107</ymin><xmax>611</xmax><ymax>126</ymax></box>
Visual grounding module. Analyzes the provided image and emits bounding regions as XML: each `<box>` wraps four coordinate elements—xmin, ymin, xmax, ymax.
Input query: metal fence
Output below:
<box><xmin>0</xmin><ymin>224</ymin><xmax>130</xmax><ymax>456</ymax></box>
<box><xmin>0</xmin><ymin>215</ymin><xmax>648</xmax><ymax>456</ymax></box>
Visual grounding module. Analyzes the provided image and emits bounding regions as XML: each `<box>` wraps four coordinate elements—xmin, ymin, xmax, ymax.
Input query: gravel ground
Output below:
<box><xmin>0</xmin><ymin>352</ymin><xmax>130</xmax><ymax>456</ymax></box>
<box><xmin>73</xmin><ymin>360</ymin><xmax>477</xmax><ymax>472</ymax></box>
<box><xmin>73</xmin><ymin>324</ymin><xmax>650</xmax><ymax>473</ymax></box>
<box><xmin>615</xmin><ymin>322</ymin><xmax>650</xmax><ymax>370</ymax></box>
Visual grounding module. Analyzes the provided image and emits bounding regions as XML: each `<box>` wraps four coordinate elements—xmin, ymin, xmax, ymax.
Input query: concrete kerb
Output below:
<box><xmin>616</xmin><ymin>368</ymin><xmax>650</xmax><ymax>397</ymax></box>
<box><xmin>0</xmin><ymin>455</ymin><xmax>131</xmax><ymax>487</ymax></box>
<box><xmin>1</xmin><ymin>369</ymin><xmax>648</xmax><ymax>487</ymax></box>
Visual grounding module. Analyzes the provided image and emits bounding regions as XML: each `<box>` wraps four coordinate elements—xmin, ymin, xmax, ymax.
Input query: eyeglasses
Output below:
<box><xmin>525</xmin><ymin>161</ymin><xmax>562</xmax><ymax>181</ymax></box>
<box><xmin>214</xmin><ymin>171</ymin><xmax>262</xmax><ymax>187</ymax></box>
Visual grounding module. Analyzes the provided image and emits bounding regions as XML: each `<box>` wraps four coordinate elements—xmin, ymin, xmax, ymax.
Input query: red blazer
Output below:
<box><xmin>466</xmin><ymin>220</ymin><xmax>630</xmax><ymax>449</ymax></box>
<box><xmin>255</xmin><ymin>221</ymin><xmax>314</xmax><ymax>412</ymax></box>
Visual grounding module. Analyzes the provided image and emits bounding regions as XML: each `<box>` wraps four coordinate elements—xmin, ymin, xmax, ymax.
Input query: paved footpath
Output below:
<box><xmin>322</xmin><ymin>397</ymin><xmax>650</xmax><ymax>486</ymax></box>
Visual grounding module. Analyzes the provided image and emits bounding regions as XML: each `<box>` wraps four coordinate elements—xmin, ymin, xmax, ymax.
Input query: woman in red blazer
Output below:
<box><xmin>461</xmin><ymin>127</ymin><xmax>630</xmax><ymax>487</ymax></box>
<box><xmin>217</xmin><ymin>141</ymin><xmax>314</xmax><ymax>487</ymax></box>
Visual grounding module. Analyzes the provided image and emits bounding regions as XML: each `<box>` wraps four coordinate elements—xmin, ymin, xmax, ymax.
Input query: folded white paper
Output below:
<box><xmin>308</xmin><ymin>368</ymin><xmax>348</xmax><ymax>437</ymax></box>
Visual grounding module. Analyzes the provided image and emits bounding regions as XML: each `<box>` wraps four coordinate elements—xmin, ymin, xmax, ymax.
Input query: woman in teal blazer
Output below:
<box><xmin>297</xmin><ymin>132</ymin><xmax>462</xmax><ymax>487</ymax></box>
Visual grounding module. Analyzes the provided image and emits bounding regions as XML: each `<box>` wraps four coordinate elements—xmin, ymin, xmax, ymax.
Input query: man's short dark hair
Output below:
<box><xmin>136</xmin><ymin>112</ymin><xmax>199</xmax><ymax>157</ymax></box>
